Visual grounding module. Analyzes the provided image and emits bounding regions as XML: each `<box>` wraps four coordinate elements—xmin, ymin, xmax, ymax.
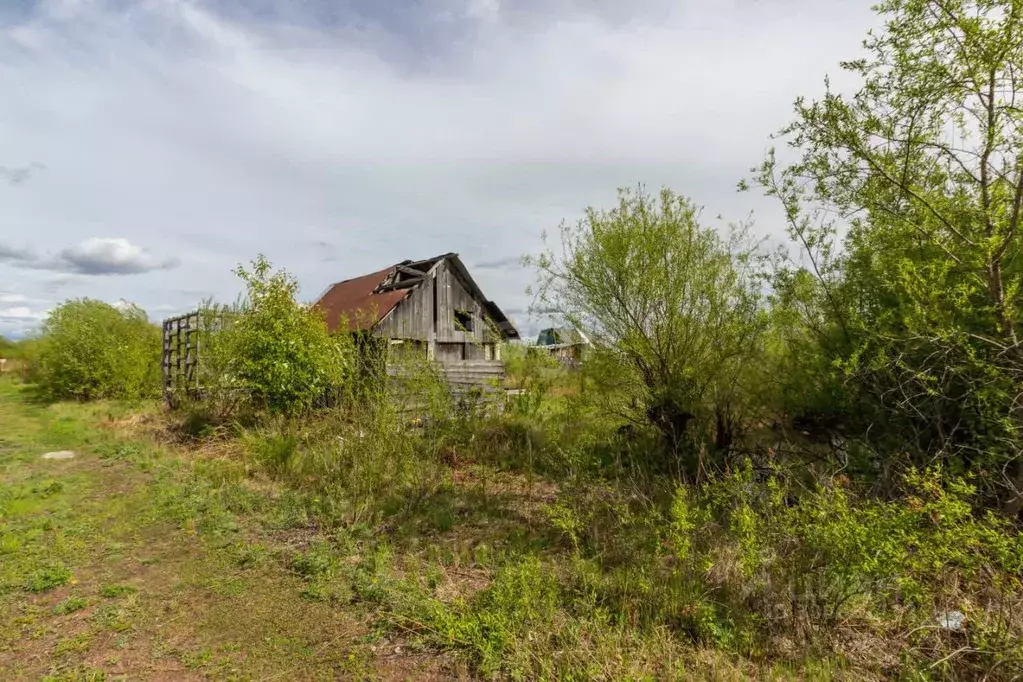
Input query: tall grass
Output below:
<box><xmin>145</xmin><ymin>256</ymin><xmax>1023</xmax><ymax>679</ymax></box>
<box><xmin>203</xmin><ymin>357</ymin><xmax>1023</xmax><ymax>679</ymax></box>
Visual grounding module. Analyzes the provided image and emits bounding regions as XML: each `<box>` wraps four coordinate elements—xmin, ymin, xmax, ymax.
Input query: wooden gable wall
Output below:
<box><xmin>375</xmin><ymin>272</ymin><xmax>434</xmax><ymax>340</ymax></box>
<box><xmin>436</xmin><ymin>259</ymin><xmax>495</xmax><ymax>344</ymax></box>
<box><xmin>373</xmin><ymin>258</ymin><xmax>500</xmax><ymax>361</ymax></box>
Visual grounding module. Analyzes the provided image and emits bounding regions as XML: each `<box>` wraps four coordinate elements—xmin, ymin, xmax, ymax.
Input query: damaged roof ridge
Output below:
<box><xmin>323</xmin><ymin>252</ymin><xmax>460</xmax><ymax>289</ymax></box>
<box><xmin>327</xmin><ymin>264</ymin><xmax>398</xmax><ymax>289</ymax></box>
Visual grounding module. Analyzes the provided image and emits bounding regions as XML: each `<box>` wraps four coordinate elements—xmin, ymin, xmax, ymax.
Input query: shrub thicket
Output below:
<box><xmin>747</xmin><ymin>0</ymin><xmax>1023</xmax><ymax>511</ymax></box>
<box><xmin>528</xmin><ymin>188</ymin><xmax>767</xmax><ymax>474</ymax></box>
<box><xmin>195</xmin><ymin>255</ymin><xmax>356</xmax><ymax>418</ymax></box>
<box><xmin>454</xmin><ymin>463</ymin><xmax>1023</xmax><ymax>679</ymax></box>
<box><xmin>227</xmin><ymin>395</ymin><xmax>1023</xmax><ymax>679</ymax></box>
<box><xmin>30</xmin><ymin>298</ymin><xmax>160</xmax><ymax>401</ymax></box>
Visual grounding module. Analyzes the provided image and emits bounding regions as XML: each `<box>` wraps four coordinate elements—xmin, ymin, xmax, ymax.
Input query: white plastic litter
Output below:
<box><xmin>938</xmin><ymin>610</ymin><xmax>965</xmax><ymax>631</ymax></box>
<box><xmin>40</xmin><ymin>450</ymin><xmax>76</xmax><ymax>460</ymax></box>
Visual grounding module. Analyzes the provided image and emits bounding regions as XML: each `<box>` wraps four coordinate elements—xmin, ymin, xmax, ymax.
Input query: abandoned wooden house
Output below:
<box><xmin>160</xmin><ymin>253</ymin><xmax>520</xmax><ymax>405</ymax></box>
<box><xmin>313</xmin><ymin>253</ymin><xmax>520</xmax><ymax>391</ymax></box>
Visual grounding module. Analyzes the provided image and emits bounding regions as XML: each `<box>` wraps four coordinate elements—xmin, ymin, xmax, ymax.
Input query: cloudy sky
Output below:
<box><xmin>0</xmin><ymin>0</ymin><xmax>876</xmax><ymax>339</ymax></box>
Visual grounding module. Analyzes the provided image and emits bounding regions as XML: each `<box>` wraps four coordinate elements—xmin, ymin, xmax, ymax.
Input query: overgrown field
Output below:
<box><xmin>2</xmin><ymin>374</ymin><xmax>1021</xmax><ymax>681</ymax></box>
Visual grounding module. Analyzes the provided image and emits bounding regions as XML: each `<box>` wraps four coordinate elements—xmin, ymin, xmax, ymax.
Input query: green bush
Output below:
<box><xmin>528</xmin><ymin>186</ymin><xmax>768</xmax><ymax>470</ymax></box>
<box><xmin>30</xmin><ymin>298</ymin><xmax>160</xmax><ymax>401</ymax></box>
<box><xmin>200</xmin><ymin>255</ymin><xmax>355</xmax><ymax>417</ymax></box>
<box><xmin>53</xmin><ymin>596</ymin><xmax>88</xmax><ymax>615</ymax></box>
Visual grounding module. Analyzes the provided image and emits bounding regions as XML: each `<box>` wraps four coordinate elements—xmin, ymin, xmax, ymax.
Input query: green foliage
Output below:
<box><xmin>749</xmin><ymin>0</ymin><xmax>1023</xmax><ymax>508</ymax></box>
<box><xmin>666</xmin><ymin>486</ymin><xmax>702</xmax><ymax>563</ymax></box>
<box><xmin>541</xmin><ymin>461</ymin><xmax>1023</xmax><ymax>674</ymax></box>
<box><xmin>413</xmin><ymin>556</ymin><xmax>562</xmax><ymax>678</ymax></box>
<box><xmin>291</xmin><ymin>543</ymin><xmax>337</xmax><ymax>579</ymax></box>
<box><xmin>529</xmin><ymin>186</ymin><xmax>768</xmax><ymax>469</ymax></box>
<box><xmin>198</xmin><ymin>255</ymin><xmax>355</xmax><ymax>416</ymax></box>
<box><xmin>25</xmin><ymin>562</ymin><xmax>73</xmax><ymax>592</ymax></box>
<box><xmin>100</xmin><ymin>584</ymin><xmax>137</xmax><ymax>598</ymax></box>
<box><xmin>53</xmin><ymin>596</ymin><xmax>88</xmax><ymax>615</ymax></box>
<box><xmin>501</xmin><ymin>343</ymin><xmax>564</xmax><ymax>417</ymax></box>
<box><xmin>241</xmin><ymin>399</ymin><xmax>450</xmax><ymax>529</ymax></box>
<box><xmin>30</xmin><ymin>299</ymin><xmax>161</xmax><ymax>401</ymax></box>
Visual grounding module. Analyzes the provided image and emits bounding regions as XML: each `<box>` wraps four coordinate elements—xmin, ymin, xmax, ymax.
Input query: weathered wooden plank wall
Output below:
<box><xmin>437</xmin><ymin>359</ymin><xmax>505</xmax><ymax>386</ymax></box>
<box><xmin>386</xmin><ymin>359</ymin><xmax>511</xmax><ymax>417</ymax></box>
<box><xmin>376</xmin><ymin>273</ymin><xmax>434</xmax><ymax>340</ymax></box>
<box><xmin>386</xmin><ymin>360</ymin><xmax>505</xmax><ymax>392</ymax></box>
<box><xmin>375</xmin><ymin>259</ymin><xmax>498</xmax><ymax>363</ymax></box>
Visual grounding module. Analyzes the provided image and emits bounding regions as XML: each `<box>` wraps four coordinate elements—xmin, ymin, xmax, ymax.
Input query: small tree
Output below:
<box><xmin>528</xmin><ymin>186</ymin><xmax>767</xmax><ymax>470</ymax></box>
<box><xmin>32</xmin><ymin>299</ymin><xmax>161</xmax><ymax>401</ymax></box>
<box><xmin>213</xmin><ymin>255</ymin><xmax>354</xmax><ymax>416</ymax></box>
<box><xmin>749</xmin><ymin>0</ymin><xmax>1023</xmax><ymax>510</ymax></box>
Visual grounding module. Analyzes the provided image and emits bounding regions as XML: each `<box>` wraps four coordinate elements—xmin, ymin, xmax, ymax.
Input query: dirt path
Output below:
<box><xmin>0</xmin><ymin>381</ymin><xmax>461</xmax><ymax>681</ymax></box>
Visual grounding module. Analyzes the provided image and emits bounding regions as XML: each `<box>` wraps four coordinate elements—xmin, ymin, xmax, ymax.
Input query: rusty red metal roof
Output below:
<box><xmin>315</xmin><ymin>266</ymin><xmax>408</xmax><ymax>333</ymax></box>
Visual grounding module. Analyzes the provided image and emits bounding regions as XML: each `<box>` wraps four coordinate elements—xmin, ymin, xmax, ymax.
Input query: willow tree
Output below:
<box><xmin>529</xmin><ymin>186</ymin><xmax>766</xmax><ymax>470</ymax></box>
<box><xmin>751</xmin><ymin>0</ymin><xmax>1023</xmax><ymax>510</ymax></box>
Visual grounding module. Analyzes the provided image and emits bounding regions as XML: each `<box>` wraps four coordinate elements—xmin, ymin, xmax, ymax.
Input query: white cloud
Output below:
<box><xmin>0</xmin><ymin>304</ymin><xmax>47</xmax><ymax>339</ymax></box>
<box><xmin>59</xmin><ymin>237</ymin><xmax>179</xmax><ymax>275</ymax></box>
<box><xmin>0</xmin><ymin>306</ymin><xmax>42</xmax><ymax>320</ymax></box>
<box><xmin>0</xmin><ymin>293</ymin><xmax>29</xmax><ymax>304</ymax></box>
<box><xmin>0</xmin><ymin>0</ymin><xmax>876</xmax><ymax>324</ymax></box>
<box><xmin>466</xmin><ymin>0</ymin><xmax>501</xmax><ymax>23</ymax></box>
<box><xmin>0</xmin><ymin>237</ymin><xmax>177</xmax><ymax>275</ymax></box>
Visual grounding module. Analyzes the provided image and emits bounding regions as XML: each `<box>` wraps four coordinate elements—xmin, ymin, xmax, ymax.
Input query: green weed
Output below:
<box><xmin>52</xmin><ymin>596</ymin><xmax>88</xmax><ymax>615</ymax></box>
<box><xmin>99</xmin><ymin>584</ymin><xmax>137</xmax><ymax>598</ymax></box>
<box><xmin>95</xmin><ymin>442</ymin><xmax>145</xmax><ymax>462</ymax></box>
<box><xmin>41</xmin><ymin>666</ymin><xmax>107</xmax><ymax>682</ymax></box>
<box><xmin>25</xmin><ymin>564</ymin><xmax>74</xmax><ymax>593</ymax></box>
<box><xmin>92</xmin><ymin>602</ymin><xmax>135</xmax><ymax>632</ymax></box>
<box><xmin>53</xmin><ymin>632</ymin><xmax>93</xmax><ymax>657</ymax></box>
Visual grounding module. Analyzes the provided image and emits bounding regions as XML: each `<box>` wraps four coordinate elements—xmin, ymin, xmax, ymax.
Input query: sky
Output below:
<box><xmin>0</xmin><ymin>0</ymin><xmax>876</xmax><ymax>340</ymax></box>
